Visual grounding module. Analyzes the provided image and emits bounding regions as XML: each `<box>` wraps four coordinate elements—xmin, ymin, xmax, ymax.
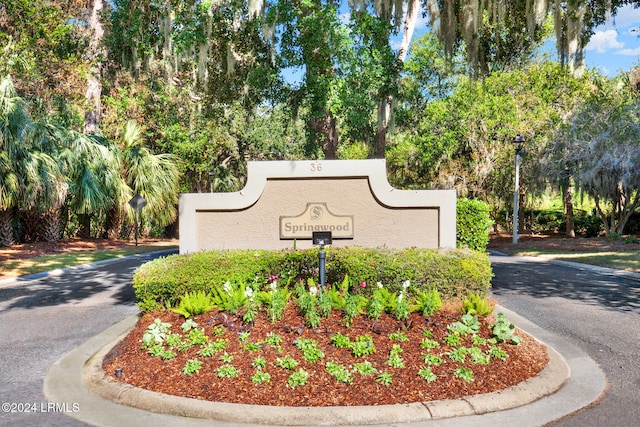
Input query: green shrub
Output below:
<box><xmin>132</xmin><ymin>247</ymin><xmax>492</xmax><ymax>312</ymax></box>
<box><xmin>456</xmin><ymin>198</ymin><xmax>493</xmax><ymax>252</ymax></box>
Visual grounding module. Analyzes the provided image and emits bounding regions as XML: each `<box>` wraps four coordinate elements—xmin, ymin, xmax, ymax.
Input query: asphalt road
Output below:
<box><xmin>0</xmin><ymin>249</ymin><xmax>638</xmax><ymax>426</ymax></box>
<box><xmin>489</xmin><ymin>253</ymin><xmax>640</xmax><ymax>426</ymax></box>
<box><xmin>0</xmin><ymin>251</ymin><xmax>175</xmax><ymax>427</ymax></box>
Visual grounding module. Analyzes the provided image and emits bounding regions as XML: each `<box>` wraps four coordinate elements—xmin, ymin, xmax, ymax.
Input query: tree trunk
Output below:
<box><xmin>373</xmin><ymin>0</ymin><xmax>419</xmax><ymax>159</ymax></box>
<box><xmin>562</xmin><ymin>172</ymin><xmax>575</xmax><ymax>237</ymax></box>
<box><xmin>84</xmin><ymin>0</ymin><xmax>105</xmax><ymax>135</ymax></box>
<box><xmin>78</xmin><ymin>213</ymin><xmax>92</xmax><ymax>239</ymax></box>
<box><xmin>310</xmin><ymin>112</ymin><xmax>339</xmax><ymax>159</ymax></box>
<box><xmin>41</xmin><ymin>208</ymin><xmax>61</xmax><ymax>242</ymax></box>
<box><xmin>105</xmin><ymin>206</ymin><xmax>125</xmax><ymax>240</ymax></box>
<box><xmin>0</xmin><ymin>209</ymin><xmax>14</xmax><ymax>247</ymax></box>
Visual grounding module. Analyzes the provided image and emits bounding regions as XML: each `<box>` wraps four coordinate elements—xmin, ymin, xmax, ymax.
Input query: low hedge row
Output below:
<box><xmin>132</xmin><ymin>247</ymin><xmax>492</xmax><ymax>312</ymax></box>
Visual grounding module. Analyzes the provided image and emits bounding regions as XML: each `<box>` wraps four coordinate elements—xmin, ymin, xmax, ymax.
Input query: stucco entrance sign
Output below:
<box><xmin>179</xmin><ymin>159</ymin><xmax>455</xmax><ymax>253</ymax></box>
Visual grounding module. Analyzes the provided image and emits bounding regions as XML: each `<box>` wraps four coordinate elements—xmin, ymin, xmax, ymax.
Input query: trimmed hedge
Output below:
<box><xmin>456</xmin><ymin>198</ymin><xmax>493</xmax><ymax>252</ymax></box>
<box><xmin>132</xmin><ymin>247</ymin><xmax>492</xmax><ymax>312</ymax></box>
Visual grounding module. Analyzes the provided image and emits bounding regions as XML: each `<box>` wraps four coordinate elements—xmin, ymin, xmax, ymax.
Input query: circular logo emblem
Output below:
<box><xmin>310</xmin><ymin>205</ymin><xmax>324</xmax><ymax>220</ymax></box>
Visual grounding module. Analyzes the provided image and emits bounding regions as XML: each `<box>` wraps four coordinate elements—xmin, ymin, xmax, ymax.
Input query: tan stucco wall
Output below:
<box><xmin>180</xmin><ymin>160</ymin><xmax>456</xmax><ymax>253</ymax></box>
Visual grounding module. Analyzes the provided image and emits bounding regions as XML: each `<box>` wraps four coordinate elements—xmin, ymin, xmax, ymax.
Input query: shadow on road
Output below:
<box><xmin>490</xmin><ymin>255</ymin><xmax>640</xmax><ymax>313</ymax></box>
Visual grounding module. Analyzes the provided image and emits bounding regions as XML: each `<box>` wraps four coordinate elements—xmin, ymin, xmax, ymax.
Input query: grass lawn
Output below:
<box><xmin>504</xmin><ymin>249</ymin><xmax>639</xmax><ymax>273</ymax></box>
<box><xmin>0</xmin><ymin>244</ymin><xmax>176</xmax><ymax>280</ymax></box>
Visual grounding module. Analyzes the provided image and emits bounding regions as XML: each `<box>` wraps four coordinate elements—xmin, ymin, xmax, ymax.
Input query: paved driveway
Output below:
<box><xmin>0</xmin><ymin>251</ymin><xmax>175</xmax><ymax>427</ymax></box>
<box><xmin>490</xmin><ymin>253</ymin><xmax>640</xmax><ymax>426</ymax></box>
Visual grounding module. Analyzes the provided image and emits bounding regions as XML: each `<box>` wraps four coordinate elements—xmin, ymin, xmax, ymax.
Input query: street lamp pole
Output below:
<box><xmin>513</xmin><ymin>135</ymin><xmax>525</xmax><ymax>244</ymax></box>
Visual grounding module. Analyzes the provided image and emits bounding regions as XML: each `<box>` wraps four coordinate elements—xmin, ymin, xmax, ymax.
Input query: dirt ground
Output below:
<box><xmin>487</xmin><ymin>232</ymin><xmax>640</xmax><ymax>253</ymax></box>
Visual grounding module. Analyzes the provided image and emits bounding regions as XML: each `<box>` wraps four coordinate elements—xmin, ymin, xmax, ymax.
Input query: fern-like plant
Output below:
<box><xmin>461</xmin><ymin>293</ymin><xmax>493</xmax><ymax>316</ymax></box>
<box><xmin>171</xmin><ymin>291</ymin><xmax>216</xmax><ymax>318</ymax></box>
<box><xmin>410</xmin><ymin>289</ymin><xmax>442</xmax><ymax>316</ymax></box>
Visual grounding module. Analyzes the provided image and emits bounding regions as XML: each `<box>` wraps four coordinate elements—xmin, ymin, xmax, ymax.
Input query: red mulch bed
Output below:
<box><xmin>102</xmin><ymin>304</ymin><xmax>548</xmax><ymax>407</ymax></box>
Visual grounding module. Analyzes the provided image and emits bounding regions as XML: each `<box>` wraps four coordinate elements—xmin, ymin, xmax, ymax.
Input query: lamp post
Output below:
<box><xmin>512</xmin><ymin>135</ymin><xmax>525</xmax><ymax>244</ymax></box>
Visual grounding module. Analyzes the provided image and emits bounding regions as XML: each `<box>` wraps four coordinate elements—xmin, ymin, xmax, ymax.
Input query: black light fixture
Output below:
<box><xmin>312</xmin><ymin>231</ymin><xmax>332</xmax><ymax>291</ymax></box>
<box><xmin>512</xmin><ymin>135</ymin><xmax>525</xmax><ymax>244</ymax></box>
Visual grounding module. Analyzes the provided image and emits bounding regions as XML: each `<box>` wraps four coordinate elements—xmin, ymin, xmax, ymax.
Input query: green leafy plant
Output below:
<box><xmin>393</xmin><ymin>281</ymin><xmax>412</xmax><ymax>321</ymax></box>
<box><xmin>219</xmin><ymin>352</ymin><xmax>234</xmax><ymax>363</ymax></box>
<box><xmin>326</xmin><ymin>361</ymin><xmax>353</xmax><ymax>384</ymax></box>
<box><xmin>164</xmin><ymin>333</ymin><xmax>182</xmax><ymax>348</ymax></box>
<box><xmin>181</xmin><ymin>319</ymin><xmax>198</xmax><ymax>331</ymax></box>
<box><xmin>422</xmin><ymin>353</ymin><xmax>443</xmax><ymax>366</ymax></box>
<box><xmin>287</xmin><ymin>369</ymin><xmax>309</xmax><ymax>388</ymax></box>
<box><xmin>418</xmin><ymin>366</ymin><xmax>437</xmax><ymax>382</ymax></box>
<box><xmin>421</xmin><ymin>338</ymin><xmax>440</xmax><ymax>349</ymax></box>
<box><xmin>187</xmin><ymin>328</ymin><xmax>208</xmax><ymax>346</ymax></box>
<box><xmin>211</xmin><ymin>281</ymin><xmax>252</xmax><ymax>316</ymax></box>
<box><xmin>443</xmin><ymin>333</ymin><xmax>461</xmax><ymax>346</ymax></box>
<box><xmin>142</xmin><ymin>319</ymin><xmax>172</xmax><ymax>346</ymax></box>
<box><xmin>488</xmin><ymin>346</ymin><xmax>509</xmax><ymax>360</ymax></box>
<box><xmin>160</xmin><ymin>349</ymin><xmax>176</xmax><ymax>360</ymax></box>
<box><xmin>243</xmin><ymin>342</ymin><xmax>261</xmax><ymax>352</ymax></box>
<box><xmin>387</xmin><ymin>344</ymin><xmax>405</xmax><ymax>368</ymax></box>
<box><xmin>389</xmin><ymin>331</ymin><xmax>408</xmax><ymax>342</ymax></box>
<box><xmin>447</xmin><ymin>346</ymin><xmax>467</xmax><ymax>363</ymax></box>
<box><xmin>454</xmin><ymin>367</ymin><xmax>475</xmax><ymax>382</ymax></box>
<box><xmin>252</xmin><ymin>356</ymin><xmax>267</xmax><ymax>370</ymax></box>
<box><xmin>366</xmin><ymin>283</ymin><xmax>394</xmax><ymax>320</ymax></box>
<box><xmin>331</xmin><ymin>332</ymin><xmax>351</xmax><ymax>348</ymax></box>
<box><xmin>351</xmin><ymin>334</ymin><xmax>376</xmax><ymax>357</ymax></box>
<box><xmin>263</xmin><ymin>332</ymin><xmax>283</xmax><ymax>348</ymax></box>
<box><xmin>490</xmin><ymin>313</ymin><xmax>522</xmax><ymax>345</ymax></box>
<box><xmin>259</xmin><ymin>279</ymin><xmax>291</xmax><ymax>323</ymax></box>
<box><xmin>251</xmin><ymin>370</ymin><xmax>271</xmax><ymax>384</ymax></box>
<box><xmin>294</xmin><ymin>338</ymin><xmax>324</xmax><ymax>363</ymax></box>
<box><xmin>461</xmin><ymin>294</ymin><xmax>493</xmax><ymax>316</ymax></box>
<box><xmin>456</xmin><ymin>197</ymin><xmax>493</xmax><ymax>252</ymax></box>
<box><xmin>171</xmin><ymin>290</ymin><xmax>216</xmax><ymax>318</ymax></box>
<box><xmin>410</xmin><ymin>289</ymin><xmax>442</xmax><ymax>316</ymax></box>
<box><xmin>352</xmin><ymin>361</ymin><xmax>378</xmax><ymax>376</ymax></box>
<box><xmin>343</xmin><ymin>291</ymin><xmax>366</xmax><ymax>326</ymax></box>
<box><xmin>217</xmin><ymin>364</ymin><xmax>239</xmax><ymax>378</ymax></box>
<box><xmin>467</xmin><ymin>347</ymin><xmax>490</xmax><ymax>364</ymax></box>
<box><xmin>376</xmin><ymin>371</ymin><xmax>393</xmax><ymax>386</ymax></box>
<box><xmin>295</xmin><ymin>280</ymin><xmax>321</xmax><ymax>328</ymax></box>
<box><xmin>182</xmin><ymin>358</ymin><xmax>202</xmax><ymax>376</ymax></box>
<box><xmin>238</xmin><ymin>331</ymin><xmax>250</xmax><ymax>343</ymax></box>
<box><xmin>276</xmin><ymin>355</ymin><xmax>299</xmax><ymax>370</ymax></box>
<box><xmin>198</xmin><ymin>340</ymin><xmax>225</xmax><ymax>357</ymax></box>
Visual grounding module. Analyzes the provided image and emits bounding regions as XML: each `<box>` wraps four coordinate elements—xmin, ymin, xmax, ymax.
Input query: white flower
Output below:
<box><xmin>244</xmin><ymin>286</ymin><xmax>254</xmax><ymax>300</ymax></box>
<box><xmin>398</xmin><ymin>291</ymin><xmax>404</xmax><ymax>302</ymax></box>
<box><xmin>223</xmin><ymin>281</ymin><xmax>232</xmax><ymax>295</ymax></box>
<box><xmin>377</xmin><ymin>282</ymin><xmax>383</xmax><ymax>289</ymax></box>
<box><xmin>402</xmin><ymin>280</ymin><xmax>411</xmax><ymax>290</ymax></box>
<box><xmin>269</xmin><ymin>281</ymin><xmax>278</xmax><ymax>292</ymax></box>
<box><xmin>309</xmin><ymin>286</ymin><xmax>318</xmax><ymax>297</ymax></box>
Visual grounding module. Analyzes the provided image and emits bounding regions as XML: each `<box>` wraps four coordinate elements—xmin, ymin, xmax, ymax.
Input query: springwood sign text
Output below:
<box><xmin>279</xmin><ymin>202</ymin><xmax>354</xmax><ymax>239</ymax></box>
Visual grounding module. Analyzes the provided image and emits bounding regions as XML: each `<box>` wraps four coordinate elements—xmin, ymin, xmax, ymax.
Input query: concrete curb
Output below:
<box><xmin>45</xmin><ymin>304</ymin><xmax>606</xmax><ymax>427</ymax></box>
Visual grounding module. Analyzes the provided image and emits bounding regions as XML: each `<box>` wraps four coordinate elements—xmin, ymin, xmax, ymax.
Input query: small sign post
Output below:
<box><xmin>312</xmin><ymin>231</ymin><xmax>332</xmax><ymax>292</ymax></box>
<box><xmin>128</xmin><ymin>193</ymin><xmax>147</xmax><ymax>246</ymax></box>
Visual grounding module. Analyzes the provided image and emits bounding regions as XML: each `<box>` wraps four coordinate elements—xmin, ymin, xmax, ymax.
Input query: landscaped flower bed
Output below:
<box><xmin>103</xmin><ymin>279</ymin><xmax>548</xmax><ymax>406</ymax></box>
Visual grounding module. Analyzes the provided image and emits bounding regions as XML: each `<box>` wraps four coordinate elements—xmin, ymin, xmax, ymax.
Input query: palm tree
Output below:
<box><xmin>0</xmin><ymin>76</ymin><xmax>64</xmax><ymax>245</ymax></box>
<box><xmin>118</xmin><ymin>120</ymin><xmax>180</xmax><ymax>238</ymax></box>
<box><xmin>56</xmin><ymin>130</ymin><xmax>124</xmax><ymax>239</ymax></box>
